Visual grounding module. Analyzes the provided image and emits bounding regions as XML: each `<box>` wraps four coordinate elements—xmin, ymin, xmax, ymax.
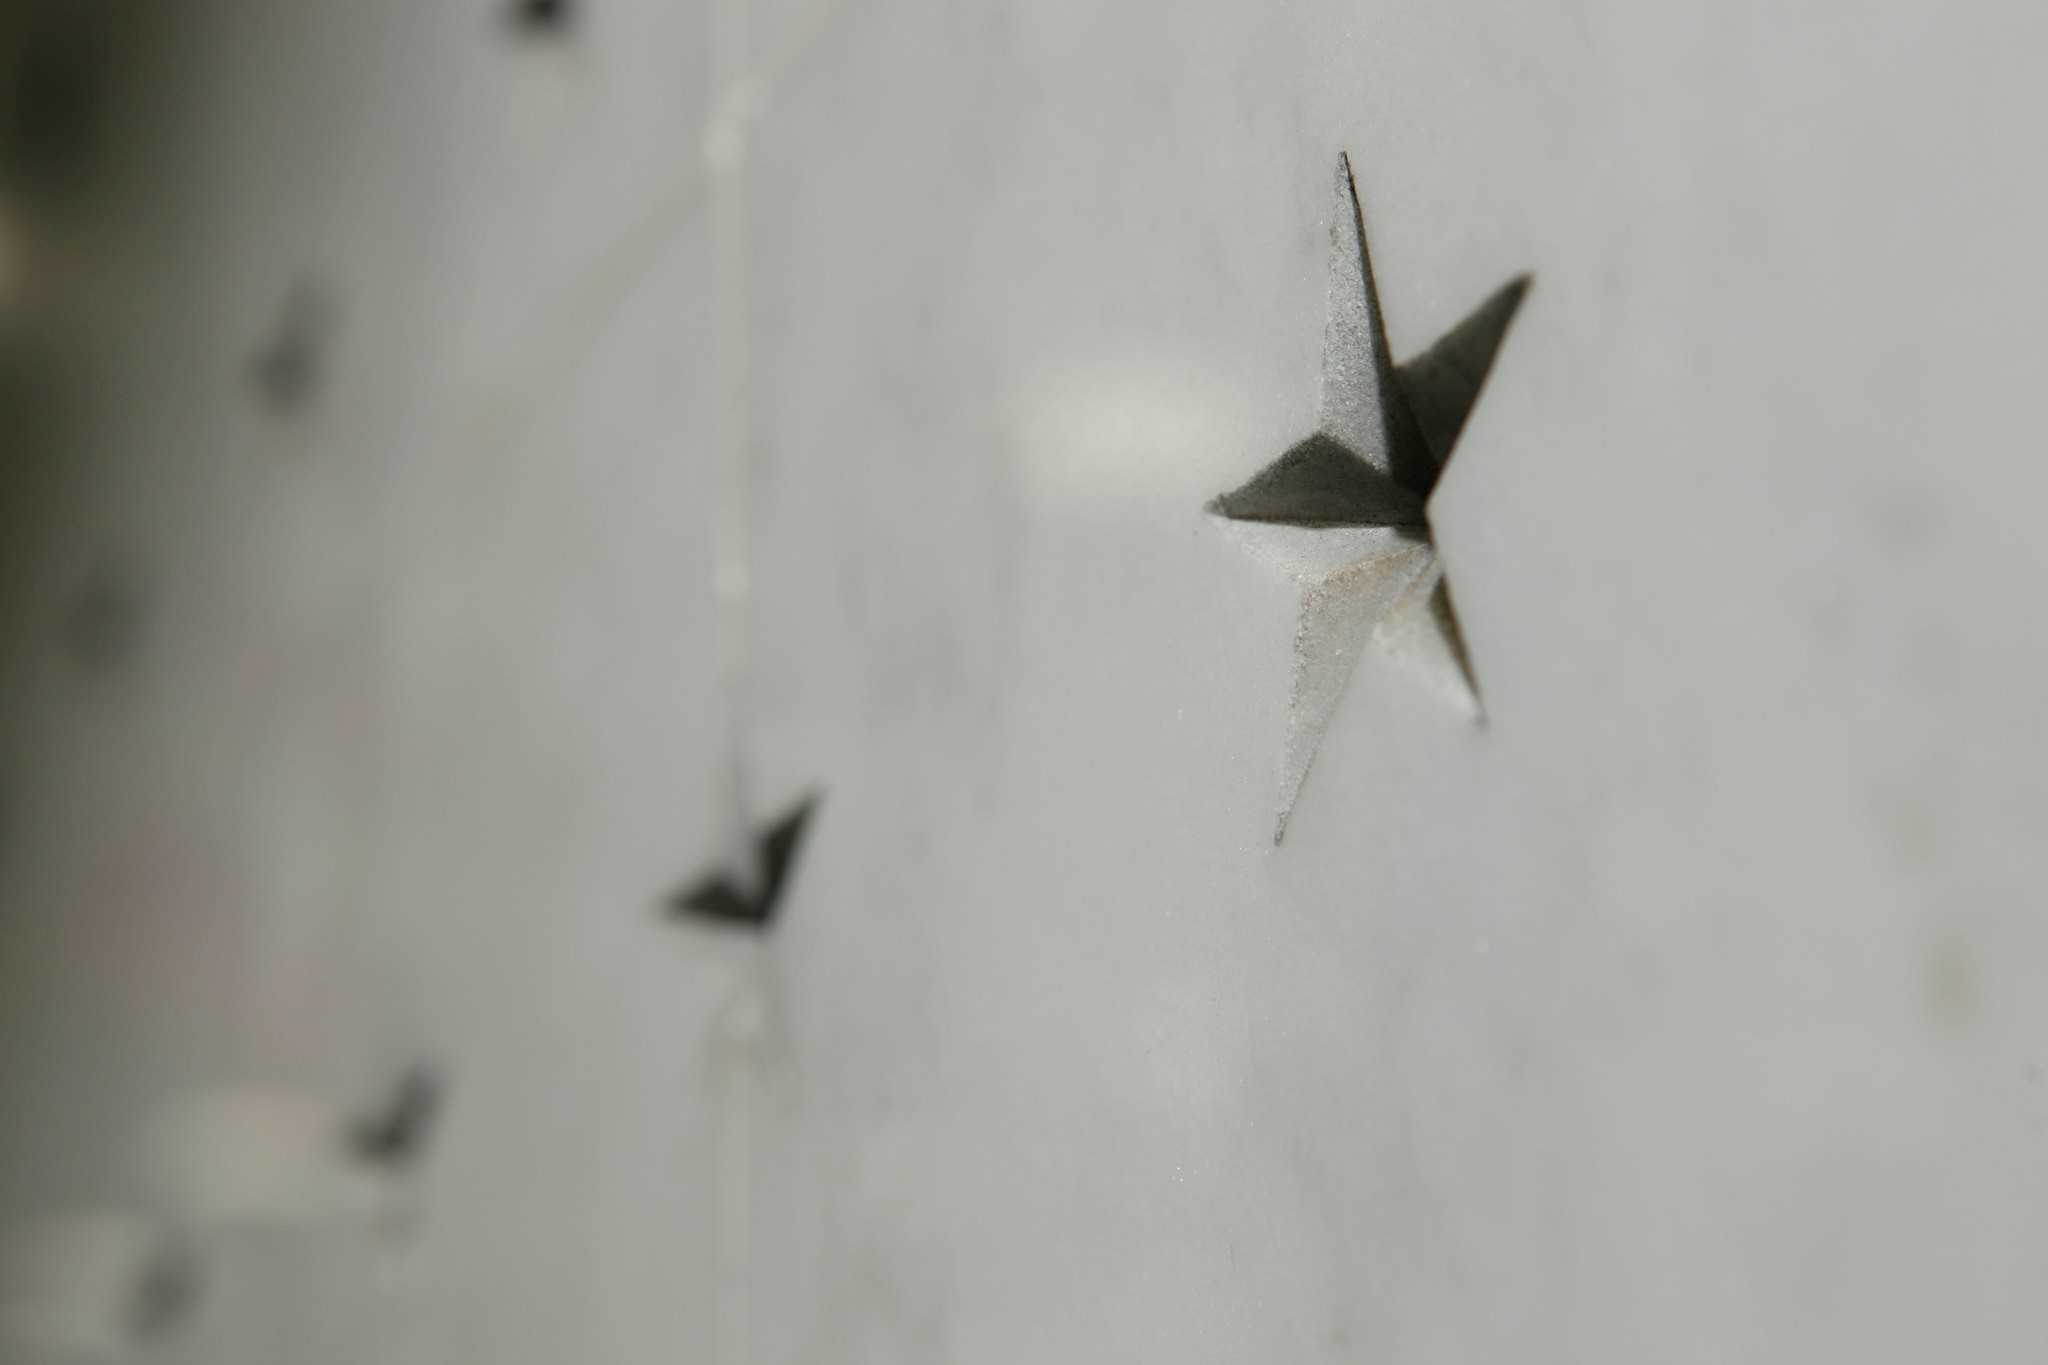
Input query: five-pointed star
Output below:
<box><xmin>1209</xmin><ymin>153</ymin><xmax>1528</xmax><ymax>842</ymax></box>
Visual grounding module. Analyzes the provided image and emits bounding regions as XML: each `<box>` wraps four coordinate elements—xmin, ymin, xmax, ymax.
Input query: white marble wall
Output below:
<box><xmin>3</xmin><ymin>0</ymin><xmax>2047</xmax><ymax>1361</ymax></box>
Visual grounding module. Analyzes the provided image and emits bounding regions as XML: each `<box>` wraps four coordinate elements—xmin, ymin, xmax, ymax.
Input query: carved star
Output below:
<box><xmin>1209</xmin><ymin>153</ymin><xmax>1528</xmax><ymax>841</ymax></box>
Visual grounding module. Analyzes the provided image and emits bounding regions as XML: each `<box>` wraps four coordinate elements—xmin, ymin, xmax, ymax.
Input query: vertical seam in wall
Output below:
<box><xmin>708</xmin><ymin>0</ymin><xmax>758</xmax><ymax>1356</ymax></box>
<box><xmin>704</xmin><ymin>0</ymin><xmax>852</xmax><ymax>1357</ymax></box>
<box><xmin>708</xmin><ymin>0</ymin><xmax>753</xmax><ymax>837</ymax></box>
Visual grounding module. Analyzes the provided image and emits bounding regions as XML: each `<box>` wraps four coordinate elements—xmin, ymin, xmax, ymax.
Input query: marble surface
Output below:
<box><xmin>3</xmin><ymin>0</ymin><xmax>2047</xmax><ymax>1360</ymax></box>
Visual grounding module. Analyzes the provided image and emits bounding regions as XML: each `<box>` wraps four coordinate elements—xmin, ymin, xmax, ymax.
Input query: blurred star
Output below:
<box><xmin>668</xmin><ymin>793</ymin><xmax>820</xmax><ymax>930</ymax></box>
<box><xmin>61</xmin><ymin>557</ymin><xmax>143</xmax><ymax>671</ymax></box>
<box><xmin>510</xmin><ymin>0</ymin><xmax>572</xmax><ymax>35</ymax></box>
<box><xmin>348</xmin><ymin>1066</ymin><xmax>444</xmax><ymax>1171</ymax></box>
<box><xmin>251</xmin><ymin>281</ymin><xmax>332</xmax><ymax>415</ymax></box>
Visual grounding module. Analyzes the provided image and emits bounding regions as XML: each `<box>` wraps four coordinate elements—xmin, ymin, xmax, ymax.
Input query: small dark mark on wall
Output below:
<box><xmin>127</xmin><ymin>1235</ymin><xmax>202</xmax><ymax>1342</ymax></box>
<box><xmin>668</xmin><ymin>793</ymin><xmax>821</xmax><ymax>931</ymax></box>
<box><xmin>250</xmin><ymin>281</ymin><xmax>332</xmax><ymax>414</ymax></box>
<box><xmin>508</xmin><ymin>0</ymin><xmax>573</xmax><ymax>35</ymax></box>
<box><xmin>348</xmin><ymin>1065</ymin><xmax>444</xmax><ymax>1170</ymax></box>
<box><xmin>61</xmin><ymin>556</ymin><xmax>143</xmax><ymax>670</ymax></box>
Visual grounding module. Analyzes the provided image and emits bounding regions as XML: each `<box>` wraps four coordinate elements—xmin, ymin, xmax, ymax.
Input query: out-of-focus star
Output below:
<box><xmin>509</xmin><ymin>0</ymin><xmax>572</xmax><ymax>35</ymax></box>
<box><xmin>1209</xmin><ymin>153</ymin><xmax>1528</xmax><ymax>841</ymax></box>
<box><xmin>250</xmin><ymin>280</ymin><xmax>332</xmax><ymax>415</ymax></box>
<box><xmin>667</xmin><ymin>793</ymin><xmax>820</xmax><ymax>931</ymax></box>
<box><xmin>347</xmin><ymin>1065</ymin><xmax>444</xmax><ymax>1171</ymax></box>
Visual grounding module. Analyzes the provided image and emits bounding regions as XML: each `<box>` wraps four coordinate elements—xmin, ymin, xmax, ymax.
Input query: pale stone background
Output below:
<box><xmin>2</xmin><ymin>0</ymin><xmax>2046</xmax><ymax>1361</ymax></box>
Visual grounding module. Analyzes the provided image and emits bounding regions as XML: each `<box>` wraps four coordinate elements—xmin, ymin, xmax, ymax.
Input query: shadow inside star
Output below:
<box><xmin>1210</xmin><ymin>274</ymin><xmax>1529</xmax><ymax>530</ymax></box>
